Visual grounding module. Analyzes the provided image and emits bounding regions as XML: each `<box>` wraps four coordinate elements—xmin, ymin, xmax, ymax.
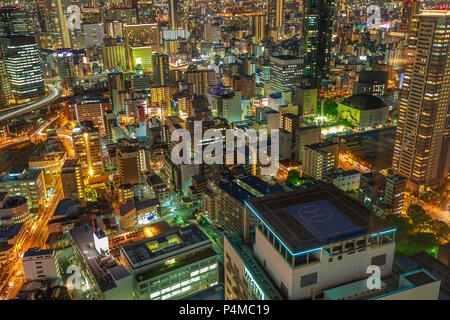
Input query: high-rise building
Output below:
<box><xmin>270</xmin><ymin>55</ymin><xmax>302</xmax><ymax>93</ymax></box>
<box><xmin>212</xmin><ymin>89</ymin><xmax>242</xmax><ymax>123</ymax></box>
<box><xmin>124</xmin><ymin>24</ymin><xmax>159</xmax><ymax>70</ymax></box>
<box><xmin>66</xmin><ymin>96</ymin><xmax>110</xmax><ymax>134</ymax></box>
<box><xmin>117</xmin><ymin>145</ymin><xmax>140</xmax><ymax>186</ymax></box>
<box><xmin>224</xmin><ymin>185</ymin><xmax>440</xmax><ymax>300</ymax></box>
<box><xmin>0</xmin><ymin>36</ymin><xmax>45</xmax><ymax>103</ymax></box>
<box><xmin>400</xmin><ymin>0</ymin><xmax>420</xmax><ymax>32</ymax></box>
<box><xmin>295</xmin><ymin>84</ymin><xmax>318</xmax><ymax>116</ymax></box>
<box><xmin>353</xmin><ymin>71</ymin><xmax>388</xmax><ymax>97</ymax></box>
<box><xmin>392</xmin><ymin>10</ymin><xmax>450</xmax><ymax>192</ymax></box>
<box><xmin>184</xmin><ymin>65</ymin><xmax>215</xmax><ymax>97</ymax></box>
<box><xmin>302</xmin><ymin>0</ymin><xmax>335</xmax><ymax>87</ymax></box>
<box><xmin>252</xmin><ymin>15</ymin><xmax>266</xmax><ymax>41</ymax></box>
<box><xmin>384</xmin><ymin>173</ymin><xmax>406</xmax><ymax>215</ymax></box>
<box><xmin>72</xmin><ymin>121</ymin><xmax>103</xmax><ymax>178</ymax></box>
<box><xmin>204</xmin><ymin>23</ymin><xmax>221</xmax><ymax>43</ymax></box>
<box><xmin>56</xmin><ymin>49</ymin><xmax>77</xmax><ymax>91</ymax></box>
<box><xmin>268</xmin><ymin>0</ymin><xmax>284</xmax><ymax>30</ymax></box>
<box><xmin>303</xmin><ymin>141</ymin><xmax>339</xmax><ymax>181</ymax></box>
<box><xmin>102</xmin><ymin>38</ymin><xmax>127</xmax><ymax>70</ymax></box>
<box><xmin>60</xmin><ymin>159</ymin><xmax>86</xmax><ymax>202</ymax></box>
<box><xmin>0</xmin><ymin>169</ymin><xmax>46</xmax><ymax>209</ymax></box>
<box><xmin>152</xmin><ymin>53</ymin><xmax>169</xmax><ymax>87</ymax></box>
<box><xmin>168</xmin><ymin>0</ymin><xmax>179</xmax><ymax>30</ymax></box>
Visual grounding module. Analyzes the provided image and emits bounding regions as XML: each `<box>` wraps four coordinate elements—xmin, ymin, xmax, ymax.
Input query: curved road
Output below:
<box><xmin>0</xmin><ymin>83</ymin><xmax>61</xmax><ymax>122</ymax></box>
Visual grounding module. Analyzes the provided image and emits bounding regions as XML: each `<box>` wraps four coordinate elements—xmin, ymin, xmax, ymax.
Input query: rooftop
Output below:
<box><xmin>245</xmin><ymin>184</ymin><xmax>394</xmax><ymax>254</ymax></box>
<box><xmin>23</xmin><ymin>248</ymin><xmax>55</xmax><ymax>258</ymax></box>
<box><xmin>340</xmin><ymin>94</ymin><xmax>388</xmax><ymax>110</ymax></box>
<box><xmin>121</xmin><ymin>224</ymin><xmax>211</xmax><ymax>270</ymax></box>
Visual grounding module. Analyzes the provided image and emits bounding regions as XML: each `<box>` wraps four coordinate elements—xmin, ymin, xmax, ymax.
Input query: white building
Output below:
<box><xmin>326</xmin><ymin>170</ymin><xmax>361</xmax><ymax>192</ymax></box>
<box><xmin>224</xmin><ymin>185</ymin><xmax>440</xmax><ymax>300</ymax></box>
<box><xmin>23</xmin><ymin>248</ymin><xmax>59</xmax><ymax>282</ymax></box>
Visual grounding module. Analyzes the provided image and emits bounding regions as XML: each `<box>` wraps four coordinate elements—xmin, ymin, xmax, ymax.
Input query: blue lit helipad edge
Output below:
<box><xmin>245</xmin><ymin>201</ymin><xmax>396</xmax><ymax>257</ymax></box>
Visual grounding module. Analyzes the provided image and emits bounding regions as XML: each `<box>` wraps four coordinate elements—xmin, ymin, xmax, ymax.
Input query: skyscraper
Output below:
<box><xmin>168</xmin><ymin>0</ymin><xmax>179</xmax><ymax>30</ymax></box>
<box><xmin>269</xmin><ymin>55</ymin><xmax>302</xmax><ymax>93</ymax></box>
<box><xmin>72</xmin><ymin>121</ymin><xmax>104</xmax><ymax>178</ymax></box>
<box><xmin>56</xmin><ymin>49</ymin><xmax>76</xmax><ymax>91</ymax></box>
<box><xmin>302</xmin><ymin>0</ymin><xmax>335</xmax><ymax>87</ymax></box>
<box><xmin>0</xmin><ymin>36</ymin><xmax>45</xmax><ymax>103</ymax></box>
<box><xmin>252</xmin><ymin>15</ymin><xmax>266</xmax><ymax>42</ymax></box>
<box><xmin>152</xmin><ymin>53</ymin><xmax>169</xmax><ymax>87</ymax></box>
<box><xmin>268</xmin><ymin>0</ymin><xmax>284</xmax><ymax>30</ymax></box>
<box><xmin>392</xmin><ymin>10</ymin><xmax>450</xmax><ymax>192</ymax></box>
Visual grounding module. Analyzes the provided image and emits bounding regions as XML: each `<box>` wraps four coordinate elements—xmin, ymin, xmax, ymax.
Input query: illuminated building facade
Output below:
<box><xmin>224</xmin><ymin>185</ymin><xmax>439</xmax><ymax>300</ymax></box>
<box><xmin>120</xmin><ymin>224</ymin><xmax>219</xmax><ymax>300</ymax></box>
<box><xmin>60</xmin><ymin>159</ymin><xmax>86</xmax><ymax>202</ymax></box>
<box><xmin>392</xmin><ymin>10</ymin><xmax>450</xmax><ymax>192</ymax></box>
<box><xmin>270</xmin><ymin>55</ymin><xmax>302</xmax><ymax>93</ymax></box>
<box><xmin>0</xmin><ymin>169</ymin><xmax>46</xmax><ymax>209</ymax></box>
<box><xmin>302</xmin><ymin>0</ymin><xmax>335</xmax><ymax>87</ymax></box>
<box><xmin>56</xmin><ymin>49</ymin><xmax>77</xmax><ymax>91</ymax></box>
<box><xmin>124</xmin><ymin>24</ymin><xmax>160</xmax><ymax>70</ymax></box>
<box><xmin>67</xmin><ymin>96</ymin><xmax>110</xmax><ymax>134</ymax></box>
<box><xmin>303</xmin><ymin>141</ymin><xmax>339</xmax><ymax>181</ymax></box>
<box><xmin>0</xmin><ymin>36</ymin><xmax>45</xmax><ymax>103</ymax></box>
<box><xmin>295</xmin><ymin>84</ymin><xmax>318</xmax><ymax>116</ymax></box>
<box><xmin>72</xmin><ymin>121</ymin><xmax>104</xmax><ymax>178</ymax></box>
<box><xmin>152</xmin><ymin>53</ymin><xmax>169</xmax><ymax>87</ymax></box>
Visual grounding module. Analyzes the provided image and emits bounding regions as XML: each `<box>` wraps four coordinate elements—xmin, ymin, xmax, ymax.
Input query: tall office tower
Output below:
<box><xmin>268</xmin><ymin>0</ymin><xmax>284</xmax><ymax>30</ymax></box>
<box><xmin>400</xmin><ymin>0</ymin><xmax>420</xmax><ymax>32</ymax></box>
<box><xmin>185</xmin><ymin>65</ymin><xmax>214</xmax><ymax>97</ymax></box>
<box><xmin>0</xmin><ymin>36</ymin><xmax>45</xmax><ymax>103</ymax></box>
<box><xmin>61</xmin><ymin>159</ymin><xmax>86</xmax><ymax>202</ymax></box>
<box><xmin>303</xmin><ymin>141</ymin><xmax>339</xmax><ymax>181</ymax></box>
<box><xmin>116</xmin><ymin>145</ymin><xmax>140</xmax><ymax>185</ymax></box>
<box><xmin>152</xmin><ymin>53</ymin><xmax>169</xmax><ymax>87</ymax></box>
<box><xmin>72</xmin><ymin>121</ymin><xmax>104</xmax><ymax>178</ymax></box>
<box><xmin>295</xmin><ymin>84</ymin><xmax>318</xmax><ymax>116</ymax></box>
<box><xmin>0</xmin><ymin>45</ymin><xmax>12</xmax><ymax>107</ymax></box>
<box><xmin>392</xmin><ymin>10</ymin><xmax>450</xmax><ymax>192</ymax></box>
<box><xmin>168</xmin><ymin>0</ymin><xmax>179</xmax><ymax>30</ymax></box>
<box><xmin>56</xmin><ymin>49</ymin><xmax>76</xmax><ymax>91</ymax></box>
<box><xmin>270</xmin><ymin>55</ymin><xmax>302</xmax><ymax>93</ymax></box>
<box><xmin>302</xmin><ymin>0</ymin><xmax>335</xmax><ymax>87</ymax></box>
<box><xmin>252</xmin><ymin>15</ymin><xmax>266</xmax><ymax>41</ymax></box>
<box><xmin>124</xmin><ymin>24</ymin><xmax>160</xmax><ymax>70</ymax></box>
<box><xmin>384</xmin><ymin>173</ymin><xmax>406</xmax><ymax>215</ymax></box>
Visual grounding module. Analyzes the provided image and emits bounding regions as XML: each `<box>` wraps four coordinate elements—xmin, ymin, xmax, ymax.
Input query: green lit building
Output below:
<box><xmin>120</xmin><ymin>225</ymin><xmax>219</xmax><ymax>300</ymax></box>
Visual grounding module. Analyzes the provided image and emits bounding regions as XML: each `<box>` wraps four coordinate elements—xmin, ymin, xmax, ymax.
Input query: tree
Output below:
<box><xmin>431</xmin><ymin>219</ymin><xmax>450</xmax><ymax>240</ymax></box>
<box><xmin>382</xmin><ymin>213</ymin><xmax>414</xmax><ymax>242</ymax></box>
<box><xmin>287</xmin><ymin>170</ymin><xmax>300</xmax><ymax>185</ymax></box>
<box><xmin>407</xmin><ymin>205</ymin><xmax>433</xmax><ymax>232</ymax></box>
<box><xmin>399</xmin><ymin>233</ymin><xmax>440</xmax><ymax>257</ymax></box>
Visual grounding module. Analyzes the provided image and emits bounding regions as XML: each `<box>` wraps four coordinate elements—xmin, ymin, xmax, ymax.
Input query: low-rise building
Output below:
<box><xmin>0</xmin><ymin>169</ymin><xmax>46</xmax><ymax>208</ymax></box>
<box><xmin>23</xmin><ymin>248</ymin><xmax>59</xmax><ymax>282</ymax></box>
<box><xmin>120</xmin><ymin>225</ymin><xmax>219</xmax><ymax>300</ymax></box>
